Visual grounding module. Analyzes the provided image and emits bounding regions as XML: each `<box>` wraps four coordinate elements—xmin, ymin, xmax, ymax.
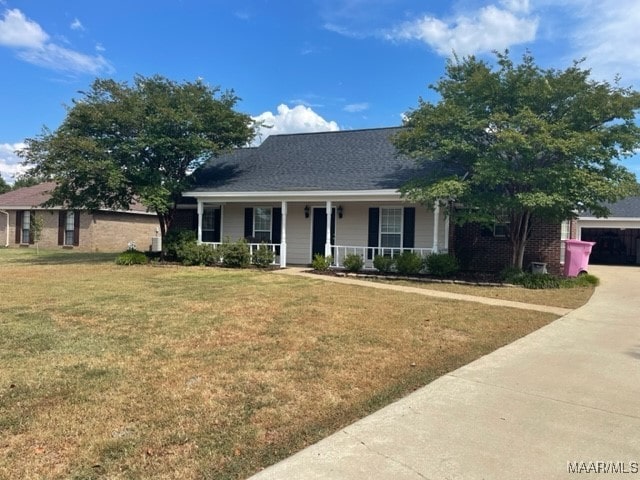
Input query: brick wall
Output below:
<box><xmin>1</xmin><ymin>209</ymin><xmax>159</xmax><ymax>252</ymax></box>
<box><xmin>449</xmin><ymin>217</ymin><xmax>563</xmax><ymax>274</ymax></box>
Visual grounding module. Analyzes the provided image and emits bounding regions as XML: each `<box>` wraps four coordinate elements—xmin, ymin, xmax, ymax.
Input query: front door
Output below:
<box><xmin>312</xmin><ymin>207</ymin><xmax>335</xmax><ymax>259</ymax></box>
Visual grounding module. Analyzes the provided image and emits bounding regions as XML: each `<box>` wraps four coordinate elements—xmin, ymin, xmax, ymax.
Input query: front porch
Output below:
<box><xmin>189</xmin><ymin>195</ymin><xmax>450</xmax><ymax>269</ymax></box>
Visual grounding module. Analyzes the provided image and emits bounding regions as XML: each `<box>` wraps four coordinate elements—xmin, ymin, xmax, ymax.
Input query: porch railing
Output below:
<box><xmin>332</xmin><ymin>245</ymin><xmax>444</xmax><ymax>269</ymax></box>
<box><xmin>201</xmin><ymin>241</ymin><xmax>280</xmax><ymax>265</ymax></box>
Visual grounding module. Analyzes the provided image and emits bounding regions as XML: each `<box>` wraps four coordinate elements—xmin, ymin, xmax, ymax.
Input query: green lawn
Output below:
<box><xmin>0</xmin><ymin>249</ymin><xmax>559</xmax><ymax>479</ymax></box>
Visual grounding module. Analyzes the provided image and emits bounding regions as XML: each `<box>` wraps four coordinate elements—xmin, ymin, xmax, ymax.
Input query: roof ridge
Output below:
<box><xmin>262</xmin><ymin>126</ymin><xmax>402</xmax><ymax>140</ymax></box>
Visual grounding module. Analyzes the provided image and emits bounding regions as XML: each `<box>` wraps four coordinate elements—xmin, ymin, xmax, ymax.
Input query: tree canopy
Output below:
<box><xmin>394</xmin><ymin>51</ymin><xmax>640</xmax><ymax>268</ymax></box>
<box><xmin>0</xmin><ymin>176</ymin><xmax>9</xmax><ymax>194</ymax></box>
<box><xmin>20</xmin><ymin>75</ymin><xmax>256</xmax><ymax>238</ymax></box>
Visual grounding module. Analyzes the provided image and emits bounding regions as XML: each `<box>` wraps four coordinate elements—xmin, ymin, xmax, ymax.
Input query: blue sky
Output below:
<box><xmin>1</xmin><ymin>0</ymin><xmax>639</xmax><ymax>183</ymax></box>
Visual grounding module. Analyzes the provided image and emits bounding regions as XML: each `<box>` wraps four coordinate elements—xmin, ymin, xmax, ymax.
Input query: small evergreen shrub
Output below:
<box><xmin>395</xmin><ymin>251</ymin><xmax>423</xmax><ymax>275</ymax></box>
<box><xmin>253</xmin><ymin>244</ymin><xmax>275</xmax><ymax>268</ymax></box>
<box><xmin>164</xmin><ymin>229</ymin><xmax>197</xmax><ymax>261</ymax></box>
<box><xmin>570</xmin><ymin>273</ymin><xmax>600</xmax><ymax>287</ymax></box>
<box><xmin>373</xmin><ymin>255</ymin><xmax>395</xmax><ymax>273</ymax></box>
<box><xmin>220</xmin><ymin>239</ymin><xmax>251</xmax><ymax>268</ymax></box>
<box><xmin>424</xmin><ymin>253</ymin><xmax>459</xmax><ymax>277</ymax></box>
<box><xmin>311</xmin><ymin>254</ymin><xmax>332</xmax><ymax>271</ymax></box>
<box><xmin>500</xmin><ymin>266</ymin><xmax>525</xmax><ymax>284</ymax></box>
<box><xmin>115</xmin><ymin>250</ymin><xmax>148</xmax><ymax>265</ymax></box>
<box><xmin>343</xmin><ymin>253</ymin><xmax>364</xmax><ymax>273</ymax></box>
<box><xmin>177</xmin><ymin>243</ymin><xmax>220</xmax><ymax>266</ymax></box>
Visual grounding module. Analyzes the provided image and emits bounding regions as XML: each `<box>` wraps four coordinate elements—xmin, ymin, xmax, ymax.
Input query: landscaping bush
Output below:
<box><xmin>311</xmin><ymin>254</ymin><xmax>332</xmax><ymax>271</ymax></box>
<box><xmin>424</xmin><ymin>253</ymin><xmax>459</xmax><ymax>277</ymax></box>
<box><xmin>253</xmin><ymin>244</ymin><xmax>275</xmax><ymax>268</ymax></box>
<box><xmin>343</xmin><ymin>253</ymin><xmax>364</xmax><ymax>273</ymax></box>
<box><xmin>373</xmin><ymin>255</ymin><xmax>395</xmax><ymax>273</ymax></box>
<box><xmin>500</xmin><ymin>266</ymin><xmax>525</xmax><ymax>283</ymax></box>
<box><xmin>115</xmin><ymin>250</ymin><xmax>148</xmax><ymax>266</ymax></box>
<box><xmin>164</xmin><ymin>229</ymin><xmax>197</xmax><ymax>261</ymax></box>
<box><xmin>394</xmin><ymin>251</ymin><xmax>423</xmax><ymax>275</ymax></box>
<box><xmin>220</xmin><ymin>239</ymin><xmax>251</xmax><ymax>268</ymax></box>
<box><xmin>176</xmin><ymin>242</ymin><xmax>220</xmax><ymax>266</ymax></box>
<box><xmin>570</xmin><ymin>273</ymin><xmax>600</xmax><ymax>287</ymax></box>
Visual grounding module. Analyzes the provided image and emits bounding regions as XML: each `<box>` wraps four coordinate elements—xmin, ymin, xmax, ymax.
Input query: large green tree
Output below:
<box><xmin>0</xmin><ymin>176</ymin><xmax>9</xmax><ymax>194</ymax></box>
<box><xmin>394</xmin><ymin>52</ymin><xmax>640</xmax><ymax>269</ymax></box>
<box><xmin>20</xmin><ymin>75</ymin><xmax>255</xmax><ymax>239</ymax></box>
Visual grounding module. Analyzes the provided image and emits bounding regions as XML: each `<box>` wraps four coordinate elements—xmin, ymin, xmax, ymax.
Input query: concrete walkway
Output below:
<box><xmin>274</xmin><ymin>267</ymin><xmax>571</xmax><ymax>315</ymax></box>
<box><xmin>251</xmin><ymin>265</ymin><xmax>640</xmax><ymax>479</ymax></box>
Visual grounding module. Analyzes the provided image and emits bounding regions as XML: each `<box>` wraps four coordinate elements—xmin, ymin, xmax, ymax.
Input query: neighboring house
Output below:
<box><xmin>577</xmin><ymin>196</ymin><xmax>640</xmax><ymax>265</ymax></box>
<box><xmin>182</xmin><ymin>127</ymin><xmax>569</xmax><ymax>273</ymax></box>
<box><xmin>0</xmin><ymin>182</ymin><xmax>160</xmax><ymax>251</ymax></box>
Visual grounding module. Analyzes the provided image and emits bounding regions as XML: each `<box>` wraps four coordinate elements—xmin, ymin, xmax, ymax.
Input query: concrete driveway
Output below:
<box><xmin>250</xmin><ymin>265</ymin><xmax>640</xmax><ymax>479</ymax></box>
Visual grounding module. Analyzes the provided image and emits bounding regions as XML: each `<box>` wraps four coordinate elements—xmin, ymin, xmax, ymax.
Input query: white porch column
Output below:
<box><xmin>443</xmin><ymin>212</ymin><xmax>450</xmax><ymax>252</ymax></box>
<box><xmin>432</xmin><ymin>201</ymin><xmax>440</xmax><ymax>253</ymax></box>
<box><xmin>324</xmin><ymin>200</ymin><xmax>332</xmax><ymax>258</ymax></box>
<box><xmin>280</xmin><ymin>201</ymin><xmax>287</xmax><ymax>268</ymax></box>
<box><xmin>196</xmin><ymin>200</ymin><xmax>203</xmax><ymax>244</ymax></box>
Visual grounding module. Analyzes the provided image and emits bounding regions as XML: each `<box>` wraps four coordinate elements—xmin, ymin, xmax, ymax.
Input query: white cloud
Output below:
<box><xmin>0</xmin><ymin>142</ymin><xmax>27</xmax><ymax>184</ymax></box>
<box><xmin>0</xmin><ymin>8</ymin><xmax>112</xmax><ymax>75</ymax></box>
<box><xmin>252</xmin><ymin>104</ymin><xmax>339</xmax><ymax>145</ymax></box>
<box><xmin>70</xmin><ymin>18</ymin><xmax>84</xmax><ymax>31</ymax></box>
<box><xmin>564</xmin><ymin>0</ymin><xmax>640</xmax><ymax>84</ymax></box>
<box><xmin>386</xmin><ymin>4</ymin><xmax>538</xmax><ymax>57</ymax></box>
<box><xmin>343</xmin><ymin>102</ymin><xmax>370</xmax><ymax>113</ymax></box>
<box><xmin>0</xmin><ymin>8</ymin><xmax>48</xmax><ymax>48</ymax></box>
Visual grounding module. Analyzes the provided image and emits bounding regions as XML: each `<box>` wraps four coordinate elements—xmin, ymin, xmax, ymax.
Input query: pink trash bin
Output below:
<box><xmin>563</xmin><ymin>239</ymin><xmax>596</xmax><ymax>277</ymax></box>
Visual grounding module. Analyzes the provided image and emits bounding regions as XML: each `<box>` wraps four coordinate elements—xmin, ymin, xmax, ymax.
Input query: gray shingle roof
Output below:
<box><xmin>191</xmin><ymin>127</ymin><xmax>448</xmax><ymax>192</ymax></box>
<box><xmin>583</xmin><ymin>196</ymin><xmax>640</xmax><ymax>218</ymax></box>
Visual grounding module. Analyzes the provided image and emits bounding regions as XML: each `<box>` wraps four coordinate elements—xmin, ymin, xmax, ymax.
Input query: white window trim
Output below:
<box><xmin>253</xmin><ymin>206</ymin><xmax>273</xmax><ymax>242</ymax></box>
<box><xmin>379</xmin><ymin>206</ymin><xmax>404</xmax><ymax>249</ymax></box>
<box><xmin>202</xmin><ymin>206</ymin><xmax>218</xmax><ymax>242</ymax></box>
<box><xmin>560</xmin><ymin>220</ymin><xmax>570</xmax><ymax>264</ymax></box>
<box><xmin>64</xmin><ymin>211</ymin><xmax>75</xmax><ymax>246</ymax></box>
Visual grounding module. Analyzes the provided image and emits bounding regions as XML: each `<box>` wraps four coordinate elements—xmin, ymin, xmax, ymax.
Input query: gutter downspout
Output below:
<box><xmin>0</xmin><ymin>210</ymin><xmax>8</xmax><ymax>247</ymax></box>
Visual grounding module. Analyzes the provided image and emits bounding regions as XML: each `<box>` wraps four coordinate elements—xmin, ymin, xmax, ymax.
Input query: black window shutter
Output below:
<box><xmin>15</xmin><ymin>211</ymin><xmax>22</xmax><ymax>243</ymax></box>
<box><xmin>271</xmin><ymin>208</ymin><xmax>281</xmax><ymax>244</ymax></box>
<box><xmin>213</xmin><ymin>208</ymin><xmax>221</xmax><ymax>242</ymax></box>
<box><xmin>244</xmin><ymin>208</ymin><xmax>253</xmax><ymax>238</ymax></box>
<box><xmin>367</xmin><ymin>208</ymin><xmax>379</xmax><ymax>259</ymax></box>
<box><xmin>58</xmin><ymin>211</ymin><xmax>65</xmax><ymax>245</ymax></box>
<box><xmin>73</xmin><ymin>211</ymin><xmax>81</xmax><ymax>246</ymax></box>
<box><xmin>403</xmin><ymin>207</ymin><xmax>415</xmax><ymax>248</ymax></box>
<box><xmin>29</xmin><ymin>212</ymin><xmax>35</xmax><ymax>244</ymax></box>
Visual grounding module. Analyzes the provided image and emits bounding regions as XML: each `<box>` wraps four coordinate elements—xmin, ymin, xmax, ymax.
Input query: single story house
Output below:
<box><xmin>577</xmin><ymin>196</ymin><xmax>640</xmax><ymax>265</ymax></box>
<box><xmin>182</xmin><ymin>127</ymin><xmax>570</xmax><ymax>273</ymax></box>
<box><xmin>0</xmin><ymin>182</ymin><xmax>160</xmax><ymax>251</ymax></box>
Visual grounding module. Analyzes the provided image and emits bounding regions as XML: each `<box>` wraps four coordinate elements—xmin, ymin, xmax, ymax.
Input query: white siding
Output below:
<box><xmin>287</xmin><ymin>204</ymin><xmax>312</xmax><ymax>264</ymax></box>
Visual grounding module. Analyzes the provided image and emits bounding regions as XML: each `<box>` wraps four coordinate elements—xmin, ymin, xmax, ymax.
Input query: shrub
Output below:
<box><xmin>500</xmin><ymin>266</ymin><xmax>525</xmax><ymax>283</ymax></box>
<box><xmin>220</xmin><ymin>239</ymin><xmax>251</xmax><ymax>268</ymax></box>
<box><xmin>176</xmin><ymin>242</ymin><xmax>220</xmax><ymax>266</ymax></box>
<box><xmin>343</xmin><ymin>253</ymin><xmax>364</xmax><ymax>273</ymax></box>
<box><xmin>395</xmin><ymin>251</ymin><xmax>423</xmax><ymax>275</ymax></box>
<box><xmin>253</xmin><ymin>244</ymin><xmax>275</xmax><ymax>268</ymax></box>
<box><xmin>311</xmin><ymin>254</ymin><xmax>332</xmax><ymax>271</ymax></box>
<box><xmin>373</xmin><ymin>255</ymin><xmax>395</xmax><ymax>273</ymax></box>
<box><xmin>115</xmin><ymin>250</ymin><xmax>148</xmax><ymax>266</ymax></box>
<box><xmin>424</xmin><ymin>253</ymin><xmax>459</xmax><ymax>277</ymax></box>
<box><xmin>562</xmin><ymin>273</ymin><xmax>600</xmax><ymax>288</ymax></box>
<box><xmin>164</xmin><ymin>229</ymin><xmax>197</xmax><ymax>261</ymax></box>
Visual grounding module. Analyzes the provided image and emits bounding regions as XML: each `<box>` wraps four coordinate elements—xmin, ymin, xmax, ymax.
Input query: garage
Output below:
<box><xmin>577</xmin><ymin>197</ymin><xmax>640</xmax><ymax>265</ymax></box>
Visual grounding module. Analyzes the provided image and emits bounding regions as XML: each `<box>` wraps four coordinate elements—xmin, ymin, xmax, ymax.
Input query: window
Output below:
<box><xmin>21</xmin><ymin>211</ymin><xmax>30</xmax><ymax>244</ymax></box>
<box><xmin>202</xmin><ymin>207</ymin><xmax>217</xmax><ymax>242</ymax></box>
<box><xmin>380</xmin><ymin>207</ymin><xmax>402</xmax><ymax>249</ymax></box>
<box><xmin>254</xmin><ymin>207</ymin><xmax>272</xmax><ymax>243</ymax></box>
<box><xmin>560</xmin><ymin>220</ymin><xmax>570</xmax><ymax>264</ymax></box>
<box><xmin>493</xmin><ymin>223</ymin><xmax>509</xmax><ymax>238</ymax></box>
<box><xmin>64</xmin><ymin>212</ymin><xmax>75</xmax><ymax>246</ymax></box>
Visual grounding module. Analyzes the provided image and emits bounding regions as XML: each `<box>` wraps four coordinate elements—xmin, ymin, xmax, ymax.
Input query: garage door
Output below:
<box><xmin>580</xmin><ymin>228</ymin><xmax>640</xmax><ymax>265</ymax></box>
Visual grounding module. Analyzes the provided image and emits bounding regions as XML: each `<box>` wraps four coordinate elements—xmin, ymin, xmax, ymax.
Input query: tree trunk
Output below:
<box><xmin>509</xmin><ymin>211</ymin><xmax>531</xmax><ymax>269</ymax></box>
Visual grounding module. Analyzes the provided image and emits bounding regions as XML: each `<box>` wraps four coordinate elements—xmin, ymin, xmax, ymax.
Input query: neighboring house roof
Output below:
<box><xmin>190</xmin><ymin>127</ymin><xmax>450</xmax><ymax>193</ymax></box>
<box><xmin>581</xmin><ymin>196</ymin><xmax>640</xmax><ymax>219</ymax></box>
<box><xmin>0</xmin><ymin>182</ymin><xmax>151</xmax><ymax>214</ymax></box>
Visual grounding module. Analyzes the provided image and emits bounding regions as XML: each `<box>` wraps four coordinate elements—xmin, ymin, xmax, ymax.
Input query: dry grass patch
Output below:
<box><xmin>0</xmin><ymin>250</ymin><xmax>557</xmax><ymax>479</ymax></box>
<box><xmin>371</xmin><ymin>278</ymin><xmax>594</xmax><ymax>309</ymax></box>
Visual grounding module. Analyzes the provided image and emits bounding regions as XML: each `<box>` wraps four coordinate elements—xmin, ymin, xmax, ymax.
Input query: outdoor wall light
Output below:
<box><xmin>337</xmin><ymin>205</ymin><xmax>343</xmax><ymax>218</ymax></box>
<box><xmin>304</xmin><ymin>205</ymin><xmax>310</xmax><ymax>218</ymax></box>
